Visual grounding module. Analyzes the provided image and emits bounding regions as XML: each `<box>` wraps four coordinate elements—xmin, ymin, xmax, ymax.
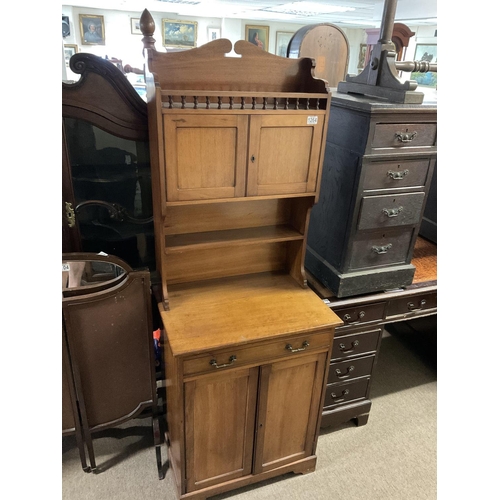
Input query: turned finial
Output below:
<box><xmin>140</xmin><ymin>9</ymin><xmax>156</xmax><ymax>52</ymax></box>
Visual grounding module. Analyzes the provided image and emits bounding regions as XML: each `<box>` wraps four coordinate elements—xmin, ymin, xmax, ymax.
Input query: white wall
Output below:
<box><xmin>61</xmin><ymin>6</ymin><xmax>436</xmax><ymax>85</ymax></box>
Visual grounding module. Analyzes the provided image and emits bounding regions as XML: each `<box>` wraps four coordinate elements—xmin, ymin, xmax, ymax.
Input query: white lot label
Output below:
<box><xmin>62</xmin><ymin>263</ymin><xmax>70</xmax><ymax>272</ymax></box>
<box><xmin>307</xmin><ymin>116</ymin><xmax>318</xmax><ymax>125</ymax></box>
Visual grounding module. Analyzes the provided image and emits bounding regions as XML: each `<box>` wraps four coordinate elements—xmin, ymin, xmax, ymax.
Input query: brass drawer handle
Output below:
<box><xmin>210</xmin><ymin>355</ymin><xmax>237</xmax><ymax>369</ymax></box>
<box><xmin>339</xmin><ymin>340</ymin><xmax>360</xmax><ymax>353</ymax></box>
<box><xmin>382</xmin><ymin>206</ymin><xmax>404</xmax><ymax>218</ymax></box>
<box><xmin>331</xmin><ymin>389</ymin><xmax>349</xmax><ymax>402</ymax></box>
<box><xmin>395</xmin><ymin>131</ymin><xmax>417</xmax><ymax>143</ymax></box>
<box><xmin>407</xmin><ymin>299</ymin><xmax>427</xmax><ymax>311</ymax></box>
<box><xmin>65</xmin><ymin>201</ymin><xmax>76</xmax><ymax>228</ymax></box>
<box><xmin>335</xmin><ymin>365</ymin><xmax>355</xmax><ymax>379</ymax></box>
<box><xmin>285</xmin><ymin>340</ymin><xmax>309</xmax><ymax>353</ymax></box>
<box><xmin>343</xmin><ymin>311</ymin><xmax>365</xmax><ymax>324</ymax></box>
<box><xmin>387</xmin><ymin>169</ymin><xmax>409</xmax><ymax>180</ymax></box>
<box><xmin>372</xmin><ymin>244</ymin><xmax>392</xmax><ymax>254</ymax></box>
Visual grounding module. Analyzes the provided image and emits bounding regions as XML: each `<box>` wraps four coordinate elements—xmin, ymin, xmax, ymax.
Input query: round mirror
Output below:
<box><xmin>62</xmin><ymin>253</ymin><xmax>130</xmax><ymax>297</ymax></box>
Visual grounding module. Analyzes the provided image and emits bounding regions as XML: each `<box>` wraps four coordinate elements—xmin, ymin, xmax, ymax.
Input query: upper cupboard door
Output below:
<box><xmin>164</xmin><ymin>114</ymin><xmax>248</xmax><ymax>201</ymax></box>
<box><xmin>246</xmin><ymin>114</ymin><xmax>325</xmax><ymax>197</ymax></box>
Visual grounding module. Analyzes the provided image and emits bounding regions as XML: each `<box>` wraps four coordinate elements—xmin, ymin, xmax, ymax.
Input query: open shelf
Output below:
<box><xmin>165</xmin><ymin>224</ymin><xmax>304</xmax><ymax>254</ymax></box>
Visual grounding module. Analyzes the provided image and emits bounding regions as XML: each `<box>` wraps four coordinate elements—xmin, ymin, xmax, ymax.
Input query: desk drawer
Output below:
<box><xmin>332</xmin><ymin>329</ymin><xmax>381</xmax><ymax>361</ymax></box>
<box><xmin>323</xmin><ymin>378</ymin><xmax>370</xmax><ymax>409</ymax></box>
<box><xmin>333</xmin><ymin>301</ymin><xmax>385</xmax><ymax>329</ymax></box>
<box><xmin>327</xmin><ymin>355</ymin><xmax>375</xmax><ymax>384</ymax></box>
<box><xmin>362</xmin><ymin>158</ymin><xmax>431</xmax><ymax>191</ymax></box>
<box><xmin>372</xmin><ymin>123</ymin><xmax>437</xmax><ymax>150</ymax></box>
<box><xmin>182</xmin><ymin>330</ymin><xmax>332</xmax><ymax>377</ymax></box>
<box><xmin>358</xmin><ymin>192</ymin><xmax>426</xmax><ymax>230</ymax></box>
<box><xmin>386</xmin><ymin>292</ymin><xmax>437</xmax><ymax>318</ymax></box>
<box><xmin>349</xmin><ymin>228</ymin><xmax>413</xmax><ymax>270</ymax></box>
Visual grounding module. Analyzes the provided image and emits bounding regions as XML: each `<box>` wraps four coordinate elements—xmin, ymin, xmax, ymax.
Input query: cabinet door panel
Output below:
<box><xmin>253</xmin><ymin>352</ymin><xmax>327</xmax><ymax>474</ymax></box>
<box><xmin>247</xmin><ymin>114</ymin><xmax>325</xmax><ymax>196</ymax></box>
<box><xmin>164</xmin><ymin>114</ymin><xmax>248</xmax><ymax>201</ymax></box>
<box><xmin>184</xmin><ymin>367</ymin><xmax>258</xmax><ymax>492</ymax></box>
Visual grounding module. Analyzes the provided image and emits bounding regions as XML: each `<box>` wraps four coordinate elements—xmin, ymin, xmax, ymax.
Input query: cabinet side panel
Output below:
<box><xmin>165</xmin><ymin>341</ymin><xmax>184</xmax><ymax>496</ymax></box>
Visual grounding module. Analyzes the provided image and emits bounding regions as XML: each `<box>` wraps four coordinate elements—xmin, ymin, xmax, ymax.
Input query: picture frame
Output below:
<box><xmin>162</xmin><ymin>19</ymin><xmax>198</xmax><ymax>48</ymax></box>
<box><xmin>207</xmin><ymin>28</ymin><xmax>220</xmax><ymax>41</ymax></box>
<box><xmin>411</xmin><ymin>43</ymin><xmax>438</xmax><ymax>87</ymax></box>
<box><xmin>275</xmin><ymin>31</ymin><xmax>293</xmax><ymax>57</ymax></box>
<box><xmin>357</xmin><ymin>44</ymin><xmax>367</xmax><ymax>70</ymax></box>
<box><xmin>245</xmin><ymin>25</ymin><xmax>269</xmax><ymax>52</ymax></box>
<box><xmin>130</xmin><ymin>18</ymin><xmax>141</xmax><ymax>35</ymax></box>
<box><xmin>79</xmin><ymin>14</ymin><xmax>105</xmax><ymax>45</ymax></box>
<box><xmin>63</xmin><ymin>44</ymin><xmax>78</xmax><ymax>67</ymax></box>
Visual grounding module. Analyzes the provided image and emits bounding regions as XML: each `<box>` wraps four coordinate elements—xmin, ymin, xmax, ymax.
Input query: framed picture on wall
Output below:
<box><xmin>357</xmin><ymin>44</ymin><xmax>367</xmax><ymax>71</ymax></box>
<box><xmin>245</xmin><ymin>25</ymin><xmax>269</xmax><ymax>52</ymax></box>
<box><xmin>208</xmin><ymin>28</ymin><xmax>220</xmax><ymax>41</ymax></box>
<box><xmin>63</xmin><ymin>44</ymin><xmax>78</xmax><ymax>67</ymax></box>
<box><xmin>162</xmin><ymin>19</ymin><xmax>198</xmax><ymax>48</ymax></box>
<box><xmin>275</xmin><ymin>31</ymin><xmax>293</xmax><ymax>57</ymax></box>
<box><xmin>79</xmin><ymin>14</ymin><xmax>105</xmax><ymax>45</ymax></box>
<box><xmin>411</xmin><ymin>43</ymin><xmax>437</xmax><ymax>87</ymax></box>
<box><xmin>130</xmin><ymin>18</ymin><xmax>141</xmax><ymax>35</ymax></box>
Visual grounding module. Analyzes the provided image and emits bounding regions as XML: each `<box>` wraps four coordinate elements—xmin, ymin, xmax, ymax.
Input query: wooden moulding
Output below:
<box><xmin>139</xmin><ymin>9</ymin><xmax>329</xmax><ymax>96</ymax></box>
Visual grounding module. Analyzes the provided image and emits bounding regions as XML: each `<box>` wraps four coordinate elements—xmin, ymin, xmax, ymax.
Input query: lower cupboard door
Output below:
<box><xmin>253</xmin><ymin>352</ymin><xmax>328</xmax><ymax>474</ymax></box>
<box><xmin>184</xmin><ymin>366</ymin><xmax>259</xmax><ymax>492</ymax></box>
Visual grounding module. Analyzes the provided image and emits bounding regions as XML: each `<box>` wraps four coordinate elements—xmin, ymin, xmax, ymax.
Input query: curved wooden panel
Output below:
<box><xmin>144</xmin><ymin>35</ymin><xmax>328</xmax><ymax>94</ymax></box>
<box><xmin>62</xmin><ymin>267</ymin><xmax>155</xmax><ymax>431</ymax></box>
<box><xmin>63</xmin><ymin>53</ymin><xmax>148</xmax><ymax>141</ymax></box>
<box><xmin>287</xmin><ymin>23</ymin><xmax>349</xmax><ymax>89</ymax></box>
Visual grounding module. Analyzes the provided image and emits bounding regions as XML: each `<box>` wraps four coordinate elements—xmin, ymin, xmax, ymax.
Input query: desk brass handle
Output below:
<box><xmin>210</xmin><ymin>355</ymin><xmax>237</xmax><ymax>369</ymax></box>
<box><xmin>407</xmin><ymin>299</ymin><xmax>427</xmax><ymax>311</ymax></box>
<box><xmin>395</xmin><ymin>131</ymin><xmax>417</xmax><ymax>143</ymax></box>
<box><xmin>387</xmin><ymin>169</ymin><xmax>409</xmax><ymax>180</ymax></box>
<box><xmin>331</xmin><ymin>389</ymin><xmax>349</xmax><ymax>402</ymax></box>
<box><xmin>335</xmin><ymin>365</ymin><xmax>355</xmax><ymax>379</ymax></box>
<box><xmin>372</xmin><ymin>244</ymin><xmax>392</xmax><ymax>254</ymax></box>
<box><xmin>343</xmin><ymin>311</ymin><xmax>365</xmax><ymax>324</ymax></box>
<box><xmin>286</xmin><ymin>340</ymin><xmax>309</xmax><ymax>353</ymax></box>
<box><xmin>382</xmin><ymin>206</ymin><xmax>404</xmax><ymax>218</ymax></box>
<box><xmin>339</xmin><ymin>340</ymin><xmax>360</xmax><ymax>353</ymax></box>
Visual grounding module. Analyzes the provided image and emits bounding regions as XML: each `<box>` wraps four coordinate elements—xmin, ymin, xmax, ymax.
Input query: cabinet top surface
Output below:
<box><xmin>160</xmin><ymin>272</ymin><xmax>341</xmax><ymax>356</ymax></box>
<box><xmin>329</xmin><ymin>89</ymin><xmax>437</xmax><ymax>113</ymax></box>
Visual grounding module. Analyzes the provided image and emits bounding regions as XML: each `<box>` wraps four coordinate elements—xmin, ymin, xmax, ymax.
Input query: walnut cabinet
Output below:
<box><xmin>139</xmin><ymin>10</ymin><xmax>342</xmax><ymax>499</ymax></box>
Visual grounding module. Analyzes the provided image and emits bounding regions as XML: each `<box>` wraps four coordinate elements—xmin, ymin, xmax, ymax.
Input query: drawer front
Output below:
<box><xmin>323</xmin><ymin>378</ymin><xmax>370</xmax><ymax>409</ymax></box>
<box><xmin>333</xmin><ymin>302</ymin><xmax>385</xmax><ymax>329</ymax></box>
<box><xmin>332</xmin><ymin>329</ymin><xmax>381</xmax><ymax>361</ymax></box>
<box><xmin>358</xmin><ymin>192</ymin><xmax>426</xmax><ymax>230</ymax></box>
<box><xmin>349</xmin><ymin>228</ymin><xmax>413</xmax><ymax>270</ymax></box>
<box><xmin>182</xmin><ymin>330</ymin><xmax>333</xmax><ymax>377</ymax></box>
<box><xmin>386</xmin><ymin>292</ymin><xmax>437</xmax><ymax>318</ymax></box>
<box><xmin>371</xmin><ymin>123</ymin><xmax>437</xmax><ymax>150</ymax></box>
<box><xmin>362</xmin><ymin>158</ymin><xmax>431</xmax><ymax>191</ymax></box>
<box><xmin>327</xmin><ymin>355</ymin><xmax>375</xmax><ymax>384</ymax></box>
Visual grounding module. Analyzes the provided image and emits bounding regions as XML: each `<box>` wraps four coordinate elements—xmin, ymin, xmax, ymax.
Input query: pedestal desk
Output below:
<box><xmin>307</xmin><ymin>236</ymin><xmax>437</xmax><ymax>428</ymax></box>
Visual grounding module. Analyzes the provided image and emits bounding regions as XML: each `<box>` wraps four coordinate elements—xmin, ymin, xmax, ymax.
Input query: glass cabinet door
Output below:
<box><xmin>63</xmin><ymin>117</ymin><xmax>155</xmax><ymax>270</ymax></box>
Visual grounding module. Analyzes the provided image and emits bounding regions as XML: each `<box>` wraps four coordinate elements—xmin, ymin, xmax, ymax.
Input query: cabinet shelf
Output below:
<box><xmin>165</xmin><ymin>224</ymin><xmax>304</xmax><ymax>254</ymax></box>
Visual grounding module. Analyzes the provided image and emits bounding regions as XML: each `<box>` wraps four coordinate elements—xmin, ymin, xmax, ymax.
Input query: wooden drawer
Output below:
<box><xmin>349</xmin><ymin>228</ymin><xmax>413</xmax><ymax>270</ymax></box>
<box><xmin>358</xmin><ymin>192</ymin><xmax>426</xmax><ymax>230</ymax></box>
<box><xmin>371</xmin><ymin>122</ymin><xmax>437</xmax><ymax>150</ymax></box>
<box><xmin>327</xmin><ymin>355</ymin><xmax>375</xmax><ymax>384</ymax></box>
<box><xmin>331</xmin><ymin>329</ymin><xmax>381</xmax><ymax>361</ymax></box>
<box><xmin>362</xmin><ymin>158</ymin><xmax>431</xmax><ymax>191</ymax></box>
<box><xmin>333</xmin><ymin>302</ymin><xmax>385</xmax><ymax>329</ymax></box>
<box><xmin>386</xmin><ymin>292</ymin><xmax>437</xmax><ymax>318</ymax></box>
<box><xmin>323</xmin><ymin>378</ymin><xmax>370</xmax><ymax>409</ymax></box>
<box><xmin>182</xmin><ymin>330</ymin><xmax>332</xmax><ymax>377</ymax></box>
